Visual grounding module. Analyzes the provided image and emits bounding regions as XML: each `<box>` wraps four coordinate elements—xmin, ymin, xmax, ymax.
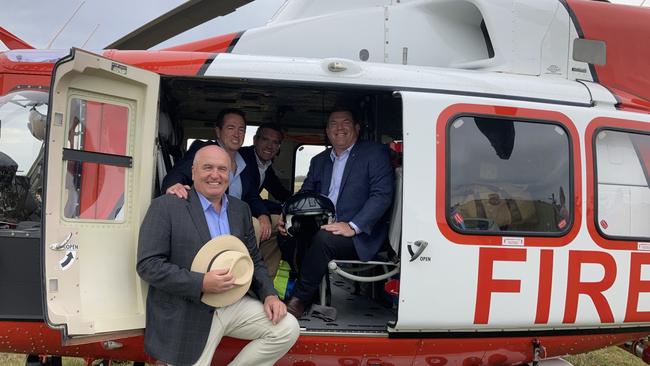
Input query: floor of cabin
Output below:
<box><xmin>296</xmin><ymin>273</ymin><xmax>397</xmax><ymax>333</ymax></box>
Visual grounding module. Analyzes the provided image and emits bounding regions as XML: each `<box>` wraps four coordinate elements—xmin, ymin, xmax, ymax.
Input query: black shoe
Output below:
<box><xmin>285</xmin><ymin>296</ymin><xmax>306</xmax><ymax>318</ymax></box>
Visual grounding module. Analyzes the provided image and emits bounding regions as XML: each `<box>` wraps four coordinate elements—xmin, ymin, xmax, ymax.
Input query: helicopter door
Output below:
<box><xmin>395</xmin><ymin>91</ymin><xmax>582</xmax><ymax>333</ymax></box>
<box><xmin>43</xmin><ymin>49</ymin><xmax>159</xmax><ymax>343</ymax></box>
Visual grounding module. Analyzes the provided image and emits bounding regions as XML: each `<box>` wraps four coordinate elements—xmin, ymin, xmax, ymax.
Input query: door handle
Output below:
<box><xmin>49</xmin><ymin>232</ymin><xmax>72</xmax><ymax>251</ymax></box>
<box><xmin>408</xmin><ymin>240</ymin><xmax>428</xmax><ymax>262</ymax></box>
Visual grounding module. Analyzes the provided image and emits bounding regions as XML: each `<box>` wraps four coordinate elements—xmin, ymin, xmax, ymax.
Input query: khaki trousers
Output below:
<box><xmin>252</xmin><ymin>215</ymin><xmax>282</xmax><ymax>279</ymax></box>
<box><xmin>193</xmin><ymin>296</ymin><xmax>299</xmax><ymax>366</ymax></box>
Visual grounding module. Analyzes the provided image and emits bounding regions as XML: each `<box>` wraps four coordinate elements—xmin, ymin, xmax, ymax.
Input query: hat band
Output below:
<box><xmin>206</xmin><ymin>250</ymin><xmax>230</xmax><ymax>273</ymax></box>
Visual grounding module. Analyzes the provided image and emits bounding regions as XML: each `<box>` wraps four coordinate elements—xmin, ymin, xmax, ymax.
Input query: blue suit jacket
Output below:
<box><xmin>300</xmin><ymin>140</ymin><xmax>394</xmax><ymax>261</ymax></box>
<box><xmin>239</xmin><ymin>146</ymin><xmax>291</xmax><ymax>217</ymax></box>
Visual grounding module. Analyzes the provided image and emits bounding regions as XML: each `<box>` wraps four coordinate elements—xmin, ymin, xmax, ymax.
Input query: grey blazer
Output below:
<box><xmin>136</xmin><ymin>189</ymin><xmax>277</xmax><ymax>366</ymax></box>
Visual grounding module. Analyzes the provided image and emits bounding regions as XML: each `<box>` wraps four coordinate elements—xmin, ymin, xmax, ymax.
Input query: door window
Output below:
<box><xmin>63</xmin><ymin>98</ymin><xmax>131</xmax><ymax>220</ymax></box>
<box><xmin>447</xmin><ymin>116</ymin><xmax>572</xmax><ymax>235</ymax></box>
<box><xmin>595</xmin><ymin>129</ymin><xmax>650</xmax><ymax>240</ymax></box>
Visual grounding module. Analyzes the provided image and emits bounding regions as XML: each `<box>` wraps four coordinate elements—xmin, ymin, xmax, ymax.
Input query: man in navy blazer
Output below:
<box><xmin>239</xmin><ymin>124</ymin><xmax>292</xmax><ymax>240</ymax></box>
<box><xmin>239</xmin><ymin>124</ymin><xmax>292</xmax><ymax>277</ymax></box>
<box><xmin>279</xmin><ymin>107</ymin><xmax>394</xmax><ymax>317</ymax></box>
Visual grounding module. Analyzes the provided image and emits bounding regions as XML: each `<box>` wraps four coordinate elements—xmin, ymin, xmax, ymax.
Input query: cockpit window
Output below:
<box><xmin>447</xmin><ymin>116</ymin><xmax>571</xmax><ymax>235</ymax></box>
<box><xmin>0</xmin><ymin>90</ymin><xmax>48</xmax><ymax>229</ymax></box>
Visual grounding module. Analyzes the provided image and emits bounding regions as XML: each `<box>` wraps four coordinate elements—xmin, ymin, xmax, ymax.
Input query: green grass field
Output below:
<box><xmin>0</xmin><ymin>354</ymin><xmax>141</xmax><ymax>366</ymax></box>
<box><xmin>0</xmin><ymin>354</ymin><xmax>85</xmax><ymax>366</ymax></box>
<box><xmin>1</xmin><ymin>346</ymin><xmax>647</xmax><ymax>365</ymax></box>
<box><xmin>565</xmin><ymin>346</ymin><xmax>647</xmax><ymax>366</ymax></box>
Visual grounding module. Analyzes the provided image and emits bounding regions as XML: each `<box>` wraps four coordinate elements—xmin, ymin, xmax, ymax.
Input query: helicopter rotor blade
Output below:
<box><xmin>106</xmin><ymin>0</ymin><xmax>253</xmax><ymax>50</ymax></box>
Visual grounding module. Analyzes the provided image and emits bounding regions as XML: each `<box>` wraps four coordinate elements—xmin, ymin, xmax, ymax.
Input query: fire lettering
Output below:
<box><xmin>563</xmin><ymin>250</ymin><xmax>616</xmax><ymax>324</ymax></box>
<box><xmin>535</xmin><ymin>249</ymin><xmax>554</xmax><ymax>324</ymax></box>
<box><xmin>625</xmin><ymin>252</ymin><xmax>650</xmax><ymax>322</ymax></box>
<box><xmin>474</xmin><ymin>247</ymin><xmax>526</xmax><ymax>324</ymax></box>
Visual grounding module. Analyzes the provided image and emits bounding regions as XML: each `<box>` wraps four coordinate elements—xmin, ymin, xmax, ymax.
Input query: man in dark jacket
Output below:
<box><xmin>137</xmin><ymin>145</ymin><xmax>299</xmax><ymax>366</ymax></box>
<box><xmin>239</xmin><ymin>123</ymin><xmax>292</xmax><ymax>277</ymax></box>
<box><xmin>239</xmin><ymin>123</ymin><xmax>292</xmax><ymax>240</ymax></box>
<box><xmin>279</xmin><ymin>107</ymin><xmax>394</xmax><ymax>317</ymax></box>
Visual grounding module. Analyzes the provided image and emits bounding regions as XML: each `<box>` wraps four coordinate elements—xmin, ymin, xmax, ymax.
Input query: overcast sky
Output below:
<box><xmin>1</xmin><ymin>0</ymin><xmax>647</xmax><ymax>51</ymax></box>
<box><xmin>0</xmin><ymin>0</ymin><xmax>284</xmax><ymax>51</ymax></box>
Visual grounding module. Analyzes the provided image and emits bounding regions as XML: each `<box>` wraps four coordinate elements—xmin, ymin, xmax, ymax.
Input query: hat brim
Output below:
<box><xmin>191</xmin><ymin>235</ymin><xmax>253</xmax><ymax>307</ymax></box>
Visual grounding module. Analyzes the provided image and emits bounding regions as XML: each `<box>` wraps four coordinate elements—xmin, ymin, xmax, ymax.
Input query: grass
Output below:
<box><xmin>564</xmin><ymin>346</ymin><xmax>647</xmax><ymax>366</ymax></box>
<box><xmin>2</xmin><ymin>346</ymin><xmax>647</xmax><ymax>365</ymax></box>
<box><xmin>0</xmin><ymin>353</ymin><xmax>141</xmax><ymax>366</ymax></box>
<box><xmin>0</xmin><ymin>353</ymin><xmax>86</xmax><ymax>366</ymax></box>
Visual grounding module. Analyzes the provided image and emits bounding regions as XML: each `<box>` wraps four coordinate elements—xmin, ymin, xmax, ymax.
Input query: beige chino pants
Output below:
<box><xmin>252</xmin><ymin>215</ymin><xmax>282</xmax><ymax>279</ymax></box>
<box><xmin>192</xmin><ymin>296</ymin><xmax>299</xmax><ymax>366</ymax></box>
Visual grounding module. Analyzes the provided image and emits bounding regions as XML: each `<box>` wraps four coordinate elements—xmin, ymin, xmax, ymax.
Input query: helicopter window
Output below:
<box><xmin>63</xmin><ymin>98</ymin><xmax>130</xmax><ymax>221</ymax></box>
<box><xmin>447</xmin><ymin>116</ymin><xmax>571</xmax><ymax>235</ymax></box>
<box><xmin>595</xmin><ymin>129</ymin><xmax>650</xmax><ymax>240</ymax></box>
<box><xmin>0</xmin><ymin>90</ymin><xmax>47</xmax><ymax>229</ymax></box>
<box><xmin>294</xmin><ymin>144</ymin><xmax>327</xmax><ymax>192</ymax></box>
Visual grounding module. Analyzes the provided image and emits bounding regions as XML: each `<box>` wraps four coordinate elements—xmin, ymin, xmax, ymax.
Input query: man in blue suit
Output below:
<box><xmin>279</xmin><ymin>107</ymin><xmax>394</xmax><ymax>317</ymax></box>
<box><xmin>239</xmin><ymin>124</ymin><xmax>292</xmax><ymax>277</ymax></box>
<box><xmin>239</xmin><ymin>123</ymin><xmax>292</xmax><ymax>242</ymax></box>
<box><xmin>162</xmin><ymin>109</ymin><xmax>249</xmax><ymax>201</ymax></box>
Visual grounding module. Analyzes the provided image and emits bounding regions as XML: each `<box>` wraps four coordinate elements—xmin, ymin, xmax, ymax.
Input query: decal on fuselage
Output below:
<box><xmin>59</xmin><ymin>250</ymin><xmax>77</xmax><ymax>271</ymax></box>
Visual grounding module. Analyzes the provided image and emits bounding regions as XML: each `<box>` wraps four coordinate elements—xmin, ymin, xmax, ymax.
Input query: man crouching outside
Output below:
<box><xmin>137</xmin><ymin>145</ymin><xmax>299</xmax><ymax>366</ymax></box>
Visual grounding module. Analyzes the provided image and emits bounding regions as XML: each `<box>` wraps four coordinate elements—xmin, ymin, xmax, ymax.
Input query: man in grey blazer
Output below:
<box><xmin>137</xmin><ymin>145</ymin><xmax>299</xmax><ymax>366</ymax></box>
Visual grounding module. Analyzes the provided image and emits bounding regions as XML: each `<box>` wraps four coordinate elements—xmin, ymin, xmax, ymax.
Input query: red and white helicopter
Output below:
<box><xmin>1</xmin><ymin>0</ymin><xmax>650</xmax><ymax>365</ymax></box>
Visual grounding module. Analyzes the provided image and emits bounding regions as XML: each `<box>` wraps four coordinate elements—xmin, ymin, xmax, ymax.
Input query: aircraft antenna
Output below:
<box><xmin>46</xmin><ymin>1</ymin><xmax>86</xmax><ymax>49</ymax></box>
<box><xmin>81</xmin><ymin>24</ymin><xmax>101</xmax><ymax>48</ymax></box>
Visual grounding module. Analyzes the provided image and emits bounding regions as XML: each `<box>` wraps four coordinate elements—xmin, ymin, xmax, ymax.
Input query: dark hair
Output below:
<box><xmin>328</xmin><ymin>105</ymin><xmax>360</xmax><ymax>125</ymax></box>
<box><xmin>215</xmin><ymin>108</ymin><xmax>246</xmax><ymax>129</ymax></box>
<box><xmin>255</xmin><ymin>123</ymin><xmax>284</xmax><ymax>140</ymax></box>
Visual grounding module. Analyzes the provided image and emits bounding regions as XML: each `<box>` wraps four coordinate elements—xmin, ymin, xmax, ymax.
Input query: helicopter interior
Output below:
<box><xmin>156</xmin><ymin>75</ymin><xmax>404</xmax><ymax>333</ymax></box>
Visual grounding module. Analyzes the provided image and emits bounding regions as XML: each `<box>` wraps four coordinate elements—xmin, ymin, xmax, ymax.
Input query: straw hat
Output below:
<box><xmin>191</xmin><ymin>235</ymin><xmax>254</xmax><ymax>307</ymax></box>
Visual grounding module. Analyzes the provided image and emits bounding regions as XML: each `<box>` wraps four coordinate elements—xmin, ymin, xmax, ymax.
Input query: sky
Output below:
<box><xmin>0</xmin><ymin>0</ymin><xmax>284</xmax><ymax>51</ymax></box>
<box><xmin>1</xmin><ymin>0</ymin><xmax>647</xmax><ymax>51</ymax></box>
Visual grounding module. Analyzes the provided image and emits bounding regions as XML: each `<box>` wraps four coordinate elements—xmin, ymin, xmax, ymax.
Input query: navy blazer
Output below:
<box><xmin>239</xmin><ymin>146</ymin><xmax>291</xmax><ymax>217</ymax></box>
<box><xmin>160</xmin><ymin>140</ymin><xmax>215</xmax><ymax>194</ymax></box>
<box><xmin>136</xmin><ymin>190</ymin><xmax>276</xmax><ymax>365</ymax></box>
<box><xmin>160</xmin><ymin>142</ymin><xmax>287</xmax><ymax>217</ymax></box>
<box><xmin>300</xmin><ymin>140</ymin><xmax>394</xmax><ymax>261</ymax></box>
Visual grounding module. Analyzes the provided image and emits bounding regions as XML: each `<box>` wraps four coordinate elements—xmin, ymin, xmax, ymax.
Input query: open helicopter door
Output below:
<box><xmin>43</xmin><ymin>48</ymin><xmax>159</xmax><ymax>343</ymax></box>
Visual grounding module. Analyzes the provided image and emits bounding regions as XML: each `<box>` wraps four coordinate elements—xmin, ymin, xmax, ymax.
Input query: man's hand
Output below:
<box><xmin>258</xmin><ymin>215</ymin><xmax>272</xmax><ymax>242</ymax></box>
<box><xmin>264</xmin><ymin>295</ymin><xmax>287</xmax><ymax>325</ymax></box>
<box><xmin>321</xmin><ymin>222</ymin><xmax>356</xmax><ymax>237</ymax></box>
<box><xmin>202</xmin><ymin>268</ymin><xmax>235</xmax><ymax>294</ymax></box>
<box><xmin>166</xmin><ymin>183</ymin><xmax>191</xmax><ymax>199</ymax></box>
<box><xmin>278</xmin><ymin>216</ymin><xmax>287</xmax><ymax>236</ymax></box>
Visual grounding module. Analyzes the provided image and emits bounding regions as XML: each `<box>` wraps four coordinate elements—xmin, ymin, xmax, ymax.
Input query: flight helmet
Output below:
<box><xmin>282</xmin><ymin>192</ymin><xmax>335</xmax><ymax>237</ymax></box>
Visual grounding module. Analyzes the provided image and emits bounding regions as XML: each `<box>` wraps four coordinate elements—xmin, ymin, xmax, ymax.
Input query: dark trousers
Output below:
<box><xmin>283</xmin><ymin>229</ymin><xmax>358</xmax><ymax>302</ymax></box>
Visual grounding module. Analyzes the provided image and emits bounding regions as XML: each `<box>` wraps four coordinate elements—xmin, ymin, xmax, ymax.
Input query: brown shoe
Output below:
<box><xmin>285</xmin><ymin>296</ymin><xmax>306</xmax><ymax>318</ymax></box>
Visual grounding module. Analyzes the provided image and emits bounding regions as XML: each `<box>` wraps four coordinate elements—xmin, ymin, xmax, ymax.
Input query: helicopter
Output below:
<box><xmin>1</xmin><ymin>0</ymin><xmax>650</xmax><ymax>365</ymax></box>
